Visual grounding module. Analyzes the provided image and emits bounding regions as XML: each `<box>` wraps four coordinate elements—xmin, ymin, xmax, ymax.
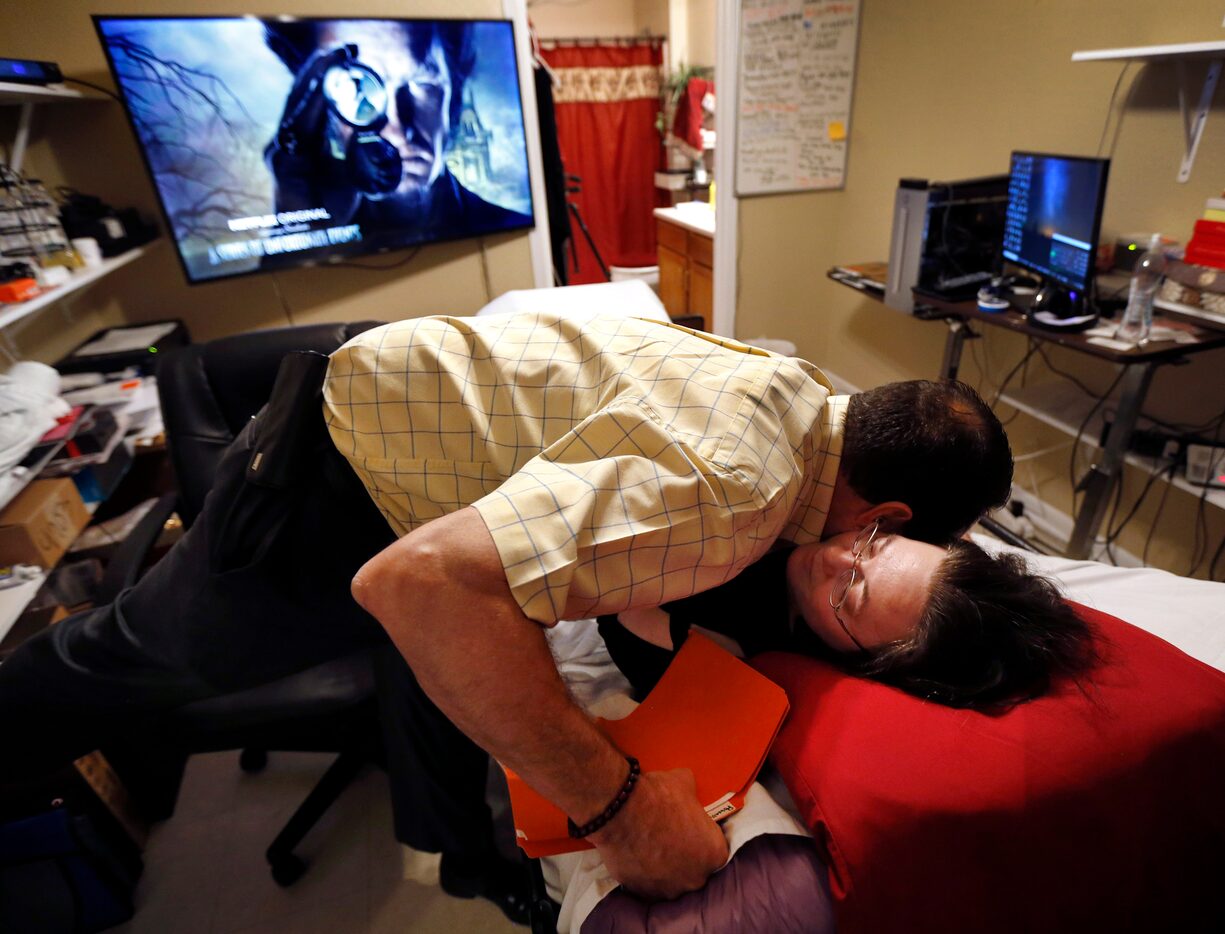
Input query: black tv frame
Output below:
<box><xmin>92</xmin><ymin>14</ymin><xmax>536</xmax><ymax>286</ymax></box>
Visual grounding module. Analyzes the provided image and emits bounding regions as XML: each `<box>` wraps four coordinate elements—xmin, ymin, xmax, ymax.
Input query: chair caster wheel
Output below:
<box><xmin>269</xmin><ymin>853</ymin><xmax>307</xmax><ymax>887</ymax></box>
<box><xmin>239</xmin><ymin>748</ymin><xmax>268</xmax><ymax>773</ymax></box>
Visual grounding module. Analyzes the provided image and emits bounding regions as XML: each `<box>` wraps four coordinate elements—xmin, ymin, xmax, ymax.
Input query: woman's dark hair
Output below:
<box><xmin>847</xmin><ymin>539</ymin><xmax>1099</xmax><ymax>709</ymax></box>
<box><xmin>843</xmin><ymin>380</ymin><xmax>1013</xmax><ymax>544</ymax></box>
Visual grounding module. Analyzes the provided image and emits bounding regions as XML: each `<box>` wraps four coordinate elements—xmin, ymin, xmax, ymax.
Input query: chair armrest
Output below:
<box><xmin>96</xmin><ymin>493</ymin><xmax>180</xmax><ymax>604</ymax></box>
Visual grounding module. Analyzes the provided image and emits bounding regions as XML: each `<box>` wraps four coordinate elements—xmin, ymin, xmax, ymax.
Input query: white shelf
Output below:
<box><xmin>2</xmin><ymin>80</ymin><xmax>110</xmax><ymax>173</ymax></box>
<box><xmin>0</xmin><ymin>81</ymin><xmax>99</xmax><ymax>104</ymax></box>
<box><xmin>1071</xmin><ymin>40</ymin><xmax>1225</xmax><ymax>63</ymax></box>
<box><xmin>1073</xmin><ymin>41</ymin><xmax>1225</xmax><ymax>182</ymax></box>
<box><xmin>998</xmin><ymin>381</ymin><xmax>1225</xmax><ymax>510</ymax></box>
<box><xmin>0</xmin><ymin>242</ymin><xmax>157</xmax><ymax>330</ymax></box>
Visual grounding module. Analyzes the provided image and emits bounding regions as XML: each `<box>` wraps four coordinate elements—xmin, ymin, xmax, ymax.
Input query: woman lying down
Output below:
<box><xmin>540</xmin><ymin>520</ymin><xmax>1098</xmax><ymax>932</ymax></box>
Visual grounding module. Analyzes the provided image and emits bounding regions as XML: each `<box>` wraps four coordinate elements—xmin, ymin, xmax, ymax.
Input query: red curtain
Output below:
<box><xmin>540</xmin><ymin>42</ymin><xmax>664</xmax><ymax>284</ymax></box>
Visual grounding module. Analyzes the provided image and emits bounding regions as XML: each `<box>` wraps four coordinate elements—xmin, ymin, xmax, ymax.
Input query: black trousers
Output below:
<box><xmin>0</xmin><ymin>402</ymin><xmax>495</xmax><ymax>857</ymax></box>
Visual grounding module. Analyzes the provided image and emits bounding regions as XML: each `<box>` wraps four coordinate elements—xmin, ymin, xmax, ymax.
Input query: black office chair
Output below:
<box><xmin>99</xmin><ymin>320</ymin><xmax>386</xmax><ymax>886</ymax></box>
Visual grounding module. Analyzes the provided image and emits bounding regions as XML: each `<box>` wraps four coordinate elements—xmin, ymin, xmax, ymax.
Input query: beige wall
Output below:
<box><xmin>685</xmin><ymin>0</ymin><xmax>716</xmax><ymax>70</ymax></box>
<box><xmin>7</xmin><ymin>0</ymin><xmax>1225</xmax><ymax>574</ymax></box>
<box><xmin>735</xmin><ymin>0</ymin><xmax>1225</xmax><ymax>577</ymax></box>
<box><xmin>529</xmin><ymin>0</ymin><xmax>640</xmax><ymax>38</ymax></box>
<box><xmin>3</xmin><ymin>0</ymin><xmax>536</xmax><ymax>361</ymax></box>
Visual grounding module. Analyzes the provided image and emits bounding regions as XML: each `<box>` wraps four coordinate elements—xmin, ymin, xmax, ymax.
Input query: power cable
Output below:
<box><xmin>329</xmin><ymin>246</ymin><xmax>422</xmax><ymax>271</ymax></box>
<box><xmin>269</xmin><ymin>273</ymin><xmax>295</xmax><ymax>326</ymax></box>
<box><xmin>1096</xmin><ymin>62</ymin><xmax>1132</xmax><ymax>158</ymax></box>
<box><xmin>988</xmin><ymin>340</ymin><xmax>1037</xmax><ymax>410</ymax></box>
<box><xmin>62</xmin><ymin>76</ymin><xmax>123</xmax><ymax>102</ymax></box>
<box><xmin>1185</xmin><ymin>409</ymin><xmax>1225</xmax><ymax>576</ymax></box>
<box><xmin>479</xmin><ymin>238</ymin><xmax>493</xmax><ymax>304</ymax></box>
<box><xmin>1142</xmin><ymin>463</ymin><xmax>1177</xmax><ymax>568</ymax></box>
<box><xmin>1209</xmin><ymin>528</ymin><xmax>1225</xmax><ymax>582</ymax></box>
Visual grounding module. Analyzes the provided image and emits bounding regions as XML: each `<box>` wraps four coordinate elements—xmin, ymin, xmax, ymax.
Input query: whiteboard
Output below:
<box><xmin>735</xmin><ymin>0</ymin><xmax>861</xmax><ymax>196</ymax></box>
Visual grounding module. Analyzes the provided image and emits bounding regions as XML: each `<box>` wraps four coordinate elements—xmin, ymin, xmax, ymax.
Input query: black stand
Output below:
<box><xmin>1023</xmin><ymin>280</ymin><xmax>1098</xmax><ymax>333</ymax></box>
<box><xmin>564</xmin><ymin>174</ymin><xmax>610</xmax><ymax>282</ymax></box>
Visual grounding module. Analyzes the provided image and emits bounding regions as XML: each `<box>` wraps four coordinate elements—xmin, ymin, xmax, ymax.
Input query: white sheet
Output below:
<box><xmin>971</xmin><ymin>534</ymin><xmax>1225</xmax><ymax>672</ymax></box>
<box><xmin>541</xmin><ymin>539</ymin><xmax>1225</xmax><ymax>931</ymax></box>
<box><xmin>476</xmin><ymin>279</ymin><xmax>670</xmax><ymax>322</ymax></box>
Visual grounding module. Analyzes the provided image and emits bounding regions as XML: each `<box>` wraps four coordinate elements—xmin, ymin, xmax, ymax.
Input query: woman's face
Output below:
<box><xmin>786</xmin><ymin>528</ymin><xmax>946</xmax><ymax>654</ymax></box>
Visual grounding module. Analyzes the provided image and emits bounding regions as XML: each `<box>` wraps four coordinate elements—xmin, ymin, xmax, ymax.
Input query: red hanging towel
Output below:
<box><xmin>671</xmin><ymin>76</ymin><xmax>714</xmax><ymax>159</ymax></box>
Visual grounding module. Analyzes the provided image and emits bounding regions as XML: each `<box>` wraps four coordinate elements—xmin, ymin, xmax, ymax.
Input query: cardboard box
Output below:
<box><xmin>0</xmin><ymin>478</ymin><xmax>91</xmax><ymax>569</ymax></box>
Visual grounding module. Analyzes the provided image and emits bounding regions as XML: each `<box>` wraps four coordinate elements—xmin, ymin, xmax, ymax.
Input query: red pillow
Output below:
<box><xmin>751</xmin><ymin>603</ymin><xmax>1225</xmax><ymax>934</ymax></box>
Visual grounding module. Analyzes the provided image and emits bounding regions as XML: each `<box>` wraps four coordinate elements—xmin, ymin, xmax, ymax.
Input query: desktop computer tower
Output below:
<box><xmin>884</xmin><ymin>174</ymin><xmax>1010</xmax><ymax>313</ymax></box>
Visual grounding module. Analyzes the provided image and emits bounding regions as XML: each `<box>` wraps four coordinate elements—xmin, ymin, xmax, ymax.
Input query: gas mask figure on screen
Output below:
<box><xmin>264</xmin><ymin>19</ymin><xmax>487</xmax><ymax>232</ymax></box>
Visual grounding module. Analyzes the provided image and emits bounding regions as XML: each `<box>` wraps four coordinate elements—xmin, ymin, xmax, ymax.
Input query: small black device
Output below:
<box><xmin>0</xmin><ymin>58</ymin><xmax>63</xmax><ymax>86</ymax></box>
<box><xmin>1001</xmin><ymin>151</ymin><xmax>1110</xmax><ymax>331</ymax></box>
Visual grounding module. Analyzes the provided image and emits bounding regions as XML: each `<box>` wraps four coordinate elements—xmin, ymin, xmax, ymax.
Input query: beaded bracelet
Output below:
<box><xmin>567</xmin><ymin>755</ymin><xmax>641</xmax><ymax>839</ymax></box>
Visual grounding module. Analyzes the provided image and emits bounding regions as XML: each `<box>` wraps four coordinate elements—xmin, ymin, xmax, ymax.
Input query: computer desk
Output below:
<box><xmin>827</xmin><ymin>267</ymin><xmax>1225</xmax><ymax>559</ymax></box>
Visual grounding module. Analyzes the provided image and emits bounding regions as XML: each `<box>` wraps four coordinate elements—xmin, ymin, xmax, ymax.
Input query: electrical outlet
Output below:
<box><xmin>1185</xmin><ymin>443</ymin><xmax>1225</xmax><ymax>488</ymax></box>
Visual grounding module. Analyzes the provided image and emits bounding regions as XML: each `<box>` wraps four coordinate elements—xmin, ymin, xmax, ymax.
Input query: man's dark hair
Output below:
<box><xmin>849</xmin><ymin>539</ymin><xmax>1099</xmax><ymax>708</ymax></box>
<box><xmin>842</xmin><ymin>380</ymin><xmax>1013</xmax><ymax>544</ymax></box>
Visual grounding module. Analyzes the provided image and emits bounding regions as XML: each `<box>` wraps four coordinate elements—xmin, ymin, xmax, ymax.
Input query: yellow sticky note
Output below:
<box><xmin>828</xmin><ymin>120</ymin><xmax>846</xmax><ymax>141</ymax></box>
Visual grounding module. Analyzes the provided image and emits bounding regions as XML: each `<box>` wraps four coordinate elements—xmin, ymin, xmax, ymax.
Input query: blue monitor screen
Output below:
<box><xmin>93</xmin><ymin>16</ymin><xmax>535</xmax><ymax>284</ymax></box>
<box><xmin>1001</xmin><ymin>152</ymin><xmax>1109</xmax><ymax>293</ymax></box>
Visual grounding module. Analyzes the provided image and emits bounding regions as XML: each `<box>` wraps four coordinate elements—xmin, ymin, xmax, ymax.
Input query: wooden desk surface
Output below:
<box><xmin>827</xmin><ymin>268</ymin><xmax>1225</xmax><ymax>365</ymax></box>
<box><xmin>916</xmin><ymin>291</ymin><xmax>1225</xmax><ymax>364</ymax></box>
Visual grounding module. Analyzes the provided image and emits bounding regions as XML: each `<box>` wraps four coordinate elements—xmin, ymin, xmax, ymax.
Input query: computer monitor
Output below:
<box><xmin>1002</xmin><ymin>152</ymin><xmax>1110</xmax><ymax>304</ymax></box>
<box><xmin>93</xmin><ymin>16</ymin><xmax>535</xmax><ymax>285</ymax></box>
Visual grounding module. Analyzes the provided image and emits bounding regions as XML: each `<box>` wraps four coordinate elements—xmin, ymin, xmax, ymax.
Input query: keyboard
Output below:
<box><xmin>935</xmin><ymin>270</ymin><xmax>994</xmax><ymax>291</ymax></box>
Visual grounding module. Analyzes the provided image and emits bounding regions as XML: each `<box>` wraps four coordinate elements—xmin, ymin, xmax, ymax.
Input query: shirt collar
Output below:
<box><xmin>781</xmin><ymin>394</ymin><xmax>848</xmax><ymax>545</ymax></box>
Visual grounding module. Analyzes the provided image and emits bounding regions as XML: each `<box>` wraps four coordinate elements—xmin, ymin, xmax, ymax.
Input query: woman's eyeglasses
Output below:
<box><xmin>828</xmin><ymin>518</ymin><xmax>882</xmax><ymax>653</ymax></box>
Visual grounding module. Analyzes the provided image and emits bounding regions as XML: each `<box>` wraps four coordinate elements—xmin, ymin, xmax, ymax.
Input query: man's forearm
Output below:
<box><xmin>351</xmin><ymin>507</ymin><xmax>631</xmax><ymax>823</ymax></box>
<box><xmin>353</xmin><ymin>506</ymin><xmax>728</xmax><ymax>897</ymax></box>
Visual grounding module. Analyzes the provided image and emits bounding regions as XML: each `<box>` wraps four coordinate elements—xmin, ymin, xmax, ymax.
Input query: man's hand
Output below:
<box><xmin>590</xmin><ymin>768</ymin><xmax>729</xmax><ymax>899</ymax></box>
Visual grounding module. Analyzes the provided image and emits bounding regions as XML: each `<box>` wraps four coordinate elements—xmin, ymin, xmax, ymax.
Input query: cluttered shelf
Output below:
<box><xmin>0</xmin><ymin>323</ymin><xmax>184</xmax><ymax>650</ymax></box>
<box><xmin>0</xmin><ymin>242</ymin><xmax>157</xmax><ymax>331</ymax></box>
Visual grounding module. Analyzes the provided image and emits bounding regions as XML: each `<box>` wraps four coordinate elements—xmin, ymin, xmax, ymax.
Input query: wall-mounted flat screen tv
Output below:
<box><xmin>94</xmin><ymin>16</ymin><xmax>535</xmax><ymax>284</ymax></box>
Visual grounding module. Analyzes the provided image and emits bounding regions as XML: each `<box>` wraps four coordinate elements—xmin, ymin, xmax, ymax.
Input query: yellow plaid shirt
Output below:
<box><xmin>324</xmin><ymin>312</ymin><xmax>846</xmax><ymax>624</ymax></box>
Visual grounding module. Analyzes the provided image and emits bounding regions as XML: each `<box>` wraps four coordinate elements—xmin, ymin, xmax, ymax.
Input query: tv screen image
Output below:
<box><xmin>94</xmin><ymin>16</ymin><xmax>535</xmax><ymax>284</ymax></box>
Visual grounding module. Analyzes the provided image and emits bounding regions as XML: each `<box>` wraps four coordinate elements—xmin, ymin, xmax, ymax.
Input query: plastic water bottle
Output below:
<box><xmin>1113</xmin><ymin>234</ymin><xmax>1167</xmax><ymax>344</ymax></box>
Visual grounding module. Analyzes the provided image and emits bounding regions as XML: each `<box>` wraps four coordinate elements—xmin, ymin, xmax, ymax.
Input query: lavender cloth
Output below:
<box><xmin>580</xmin><ymin>834</ymin><xmax>835</xmax><ymax>934</ymax></box>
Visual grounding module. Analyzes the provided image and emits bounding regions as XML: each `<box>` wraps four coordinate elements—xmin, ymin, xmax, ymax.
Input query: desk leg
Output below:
<box><xmin>1065</xmin><ymin>362</ymin><xmax>1157</xmax><ymax>559</ymax></box>
<box><xmin>940</xmin><ymin>320</ymin><xmax>975</xmax><ymax>381</ymax></box>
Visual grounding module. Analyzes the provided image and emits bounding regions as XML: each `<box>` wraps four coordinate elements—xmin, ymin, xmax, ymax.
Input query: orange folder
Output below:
<box><xmin>502</xmin><ymin>632</ymin><xmax>791</xmax><ymax>858</ymax></box>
